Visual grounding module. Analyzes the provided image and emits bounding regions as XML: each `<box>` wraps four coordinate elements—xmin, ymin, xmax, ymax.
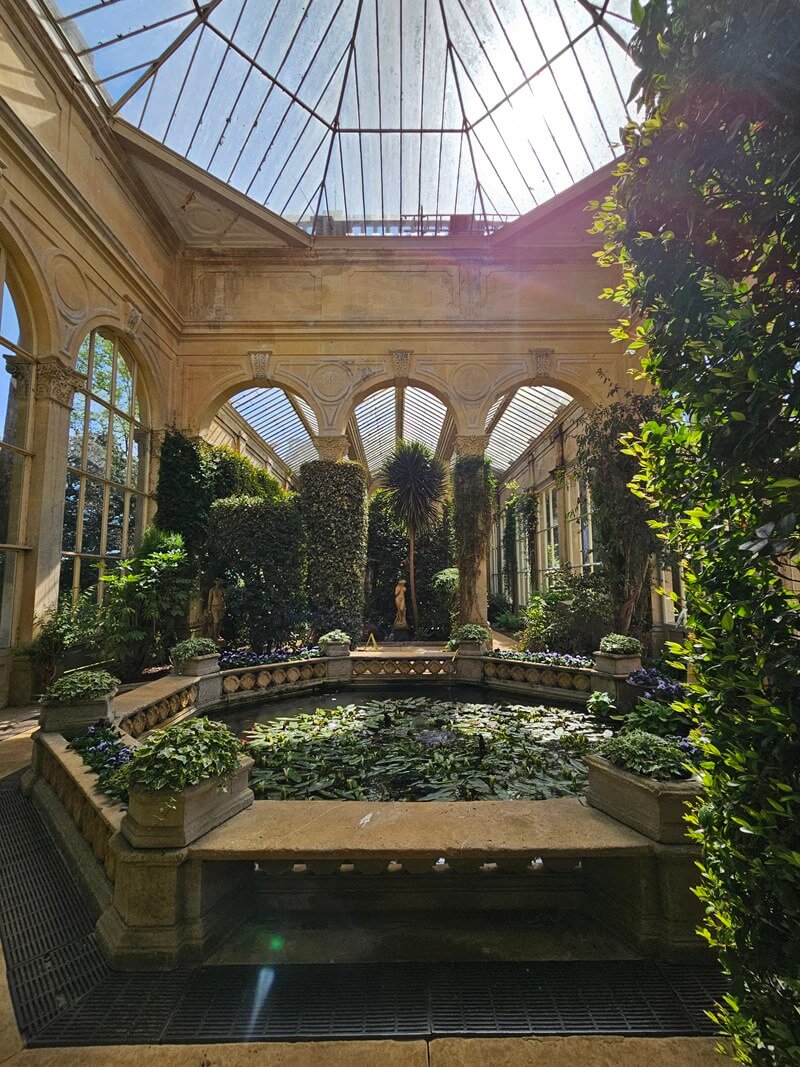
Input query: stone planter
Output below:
<box><xmin>585</xmin><ymin>754</ymin><xmax>701</xmax><ymax>844</ymax></box>
<box><xmin>38</xmin><ymin>690</ymin><xmax>116</xmax><ymax>738</ymax></box>
<box><xmin>593</xmin><ymin>651</ymin><xmax>642</xmax><ymax>677</ymax></box>
<box><xmin>456</xmin><ymin>640</ymin><xmax>487</xmax><ymax>656</ymax></box>
<box><xmin>175</xmin><ymin>653</ymin><xmax>220</xmax><ymax>678</ymax></box>
<box><xmin>121</xmin><ymin>756</ymin><xmax>254</xmax><ymax>849</ymax></box>
<box><xmin>320</xmin><ymin>641</ymin><xmax>349</xmax><ymax>659</ymax></box>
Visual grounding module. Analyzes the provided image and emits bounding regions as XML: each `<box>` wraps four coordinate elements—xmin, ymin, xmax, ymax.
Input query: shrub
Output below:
<box><xmin>414</xmin><ymin>503</ymin><xmax>455</xmax><ymax>638</ymax></box>
<box><xmin>319</xmin><ymin>629</ymin><xmax>351</xmax><ymax>646</ymax></box>
<box><xmin>299</xmin><ymin>461</ymin><xmax>368</xmax><ymax>641</ymax></box>
<box><xmin>21</xmin><ymin>593</ymin><xmax>100</xmax><ymax>689</ymax></box>
<box><xmin>494</xmin><ymin>610</ymin><xmax>524</xmax><ymax>632</ymax></box>
<box><xmin>627</xmin><ymin>667</ymin><xmax>686</xmax><ymax>703</ymax></box>
<box><xmin>488</xmin><ymin>590</ymin><xmax>512</xmax><ymax>624</ymax></box>
<box><xmin>623</xmin><ymin>697</ymin><xmax>691</xmax><ymax>739</ymax></box>
<box><xmin>518</xmin><ymin>569</ymin><xmax>613</xmax><ymax>656</ymax></box>
<box><xmin>587</xmin><ymin>690</ymin><xmax>615</xmax><ymax>717</ymax></box>
<box><xmin>126</xmin><ymin>718</ymin><xmax>243</xmax><ymax>794</ymax></box>
<box><xmin>597</xmin><ymin>730</ymin><xmax>696</xmax><ymax>782</ymax></box>
<box><xmin>41</xmin><ymin>669</ymin><xmax>119</xmax><ymax>704</ymax></box>
<box><xmin>448</xmin><ymin>624</ymin><xmax>491</xmax><ymax>647</ymax></box>
<box><xmin>206</xmin><ymin>495</ymin><xmax>306</xmax><ymax>652</ymax></box>
<box><xmin>599</xmin><ymin>633</ymin><xmax>642</xmax><ymax>656</ymax></box>
<box><xmin>170</xmin><ymin>638</ymin><xmax>217</xmax><ymax>663</ymax></box>
<box><xmin>100</xmin><ymin>527</ymin><xmax>191</xmax><ymax>682</ymax></box>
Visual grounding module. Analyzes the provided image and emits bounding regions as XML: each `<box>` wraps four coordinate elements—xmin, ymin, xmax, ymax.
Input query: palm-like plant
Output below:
<box><xmin>380</xmin><ymin>440</ymin><xmax>447</xmax><ymax>633</ymax></box>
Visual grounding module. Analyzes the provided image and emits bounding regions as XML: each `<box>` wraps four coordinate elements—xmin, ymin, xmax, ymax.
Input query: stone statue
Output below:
<box><xmin>393</xmin><ymin>579</ymin><xmax>408</xmax><ymax>630</ymax></box>
<box><xmin>204</xmin><ymin>578</ymin><xmax>226</xmax><ymax>641</ymax></box>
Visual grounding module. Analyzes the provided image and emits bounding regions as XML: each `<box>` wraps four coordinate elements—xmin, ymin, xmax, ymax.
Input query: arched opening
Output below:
<box><xmin>0</xmin><ymin>249</ymin><xmax>35</xmax><ymax>650</ymax></box>
<box><xmin>60</xmin><ymin>328</ymin><xmax>151</xmax><ymax>605</ymax></box>
<box><xmin>351</xmin><ymin>381</ymin><xmax>452</xmax><ymax>480</ymax></box>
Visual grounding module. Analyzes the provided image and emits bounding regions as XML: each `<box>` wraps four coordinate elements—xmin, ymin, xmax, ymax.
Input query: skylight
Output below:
<box><xmin>38</xmin><ymin>0</ymin><xmax>636</xmax><ymax>235</ymax></box>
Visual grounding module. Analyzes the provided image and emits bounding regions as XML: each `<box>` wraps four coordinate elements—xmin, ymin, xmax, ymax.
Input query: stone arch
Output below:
<box><xmin>194</xmin><ymin>371</ymin><xmax>326</xmax><ymax>440</ymax></box>
<box><xmin>475</xmin><ymin>359</ymin><xmax>613</xmax><ymax>434</ymax></box>
<box><xmin>345</xmin><ymin>371</ymin><xmax>460</xmax><ymax>433</ymax></box>
<box><xmin>0</xmin><ymin>216</ymin><xmax>59</xmax><ymax>357</ymax></box>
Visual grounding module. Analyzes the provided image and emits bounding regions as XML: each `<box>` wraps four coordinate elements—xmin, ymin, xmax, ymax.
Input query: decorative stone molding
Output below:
<box><xmin>529</xmin><ymin>348</ymin><xmax>554</xmax><ymax>377</ymax></box>
<box><xmin>34</xmin><ymin>358</ymin><xmax>83</xmax><ymax>409</ymax></box>
<box><xmin>390</xmin><ymin>349</ymin><xmax>413</xmax><ymax>382</ymax></box>
<box><xmin>312</xmin><ymin>434</ymin><xmax>349</xmax><ymax>462</ymax></box>
<box><xmin>454</xmin><ymin>434</ymin><xmax>490</xmax><ymax>456</ymax></box>
<box><xmin>123</xmin><ymin>298</ymin><xmax>143</xmax><ymax>337</ymax></box>
<box><xmin>249</xmin><ymin>350</ymin><xmax>272</xmax><ymax>380</ymax></box>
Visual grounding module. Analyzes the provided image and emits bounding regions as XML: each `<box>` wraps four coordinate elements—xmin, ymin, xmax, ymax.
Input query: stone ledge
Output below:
<box><xmin>190</xmin><ymin>796</ymin><xmax>653</xmax><ymax>862</ymax></box>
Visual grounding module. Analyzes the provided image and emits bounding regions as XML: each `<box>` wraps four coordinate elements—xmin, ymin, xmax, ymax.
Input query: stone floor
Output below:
<box><xmin>0</xmin><ymin>712</ymin><xmax>730</xmax><ymax>1065</ymax></box>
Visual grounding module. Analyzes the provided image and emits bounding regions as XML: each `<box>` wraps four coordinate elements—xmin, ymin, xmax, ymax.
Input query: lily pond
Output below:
<box><xmin>240</xmin><ymin>692</ymin><xmax>612</xmax><ymax>802</ymax></box>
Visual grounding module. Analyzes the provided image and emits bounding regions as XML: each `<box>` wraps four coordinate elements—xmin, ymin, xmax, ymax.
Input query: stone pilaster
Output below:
<box><xmin>454</xmin><ymin>433</ymin><xmax>489</xmax><ymax>456</ymax></box>
<box><xmin>312</xmin><ymin>434</ymin><xmax>349</xmax><ymax>462</ymax></box>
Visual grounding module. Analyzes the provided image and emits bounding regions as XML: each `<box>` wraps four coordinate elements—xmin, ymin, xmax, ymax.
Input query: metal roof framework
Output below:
<box><xmin>36</xmin><ymin>0</ymin><xmax>637</xmax><ymax>235</ymax></box>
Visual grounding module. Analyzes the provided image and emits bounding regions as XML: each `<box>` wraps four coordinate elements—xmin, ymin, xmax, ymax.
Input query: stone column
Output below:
<box><xmin>17</xmin><ymin>357</ymin><xmax>83</xmax><ymax>642</ymax></box>
<box><xmin>312</xmin><ymin>434</ymin><xmax>349</xmax><ymax>462</ymax></box>
<box><xmin>454</xmin><ymin>434</ymin><xmax>491</xmax><ymax>628</ymax></box>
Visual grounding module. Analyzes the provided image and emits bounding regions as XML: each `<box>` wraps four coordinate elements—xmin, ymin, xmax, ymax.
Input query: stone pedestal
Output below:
<box><xmin>326</xmin><ymin>654</ymin><xmax>353</xmax><ymax>683</ymax></box>
<box><xmin>38</xmin><ymin>690</ymin><xmax>115</xmax><ymax>738</ymax></box>
<box><xmin>455</xmin><ymin>650</ymin><xmax>484</xmax><ymax>683</ymax></box>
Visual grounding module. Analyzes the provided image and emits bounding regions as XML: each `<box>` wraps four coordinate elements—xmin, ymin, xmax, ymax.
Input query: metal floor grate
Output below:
<box><xmin>0</xmin><ymin>775</ymin><xmax>725</xmax><ymax>1048</ymax></box>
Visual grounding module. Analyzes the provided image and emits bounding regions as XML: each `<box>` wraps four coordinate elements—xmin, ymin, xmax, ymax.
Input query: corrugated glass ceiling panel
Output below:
<box><xmin>403</xmin><ymin>386</ymin><xmax>447</xmax><ymax>455</ymax></box>
<box><xmin>486</xmin><ymin>385</ymin><xmax>572</xmax><ymax>469</ymax></box>
<box><xmin>354</xmin><ymin>387</ymin><xmax>395</xmax><ymax>474</ymax></box>
<box><xmin>231</xmin><ymin>386</ymin><xmax>317</xmax><ymax>471</ymax></box>
<box><xmin>38</xmin><ymin>0</ymin><xmax>637</xmax><ymax>235</ymax></box>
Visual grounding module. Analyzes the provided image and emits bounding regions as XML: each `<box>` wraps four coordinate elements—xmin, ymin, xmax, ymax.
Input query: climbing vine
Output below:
<box><xmin>453</xmin><ymin>455</ymin><xmax>496</xmax><ymax>625</ymax></box>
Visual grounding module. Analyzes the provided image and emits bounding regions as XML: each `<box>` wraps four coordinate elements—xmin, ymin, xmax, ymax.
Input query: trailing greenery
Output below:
<box><xmin>126</xmin><ymin>718</ymin><xmax>243</xmax><ymax>794</ymax></box>
<box><xmin>170</xmin><ymin>638</ymin><xmax>217</xmax><ymax>663</ymax></box>
<box><xmin>453</xmin><ymin>455</ymin><xmax>495</xmax><ymax>625</ymax></box>
<box><xmin>206</xmin><ymin>495</ymin><xmax>306</xmax><ymax>652</ymax></box>
<box><xmin>155</xmin><ymin>430</ymin><xmax>284</xmax><ymax>564</ymax></box>
<box><xmin>592</xmin><ymin>1</ymin><xmax>800</xmax><ymax>1059</ymax></box>
<box><xmin>246</xmin><ymin>697</ymin><xmax>610</xmax><ymax>801</ymax></box>
<box><xmin>100</xmin><ymin>527</ymin><xmax>190</xmax><ymax>682</ymax></box>
<box><xmin>599</xmin><ymin>633</ymin><xmax>642</xmax><ymax>656</ymax></box>
<box><xmin>501</xmin><ymin>483</ymin><xmax>539</xmax><ymax>607</ymax></box>
<box><xmin>448</xmin><ymin>624</ymin><xmax>491</xmax><ymax>647</ymax></box>
<box><xmin>597</xmin><ymin>730</ymin><xmax>696</xmax><ymax>783</ymax></box>
<box><xmin>380</xmin><ymin>442</ymin><xmax>447</xmax><ymax>633</ymax></box>
<box><xmin>319</xmin><ymin>629</ymin><xmax>351</xmax><ymax>646</ymax></box>
<box><xmin>517</xmin><ymin>569</ymin><xmax>613</xmax><ymax>657</ymax></box>
<box><xmin>41</xmin><ymin>669</ymin><xmax>119</xmax><ymax>704</ymax></box>
<box><xmin>69</xmin><ymin>722</ymin><xmax>133</xmax><ymax>803</ymax></box>
<box><xmin>299</xmin><ymin>460</ymin><xmax>368</xmax><ymax>641</ymax></box>
<box><xmin>574</xmin><ymin>392</ymin><xmax>661</xmax><ymax>634</ymax></box>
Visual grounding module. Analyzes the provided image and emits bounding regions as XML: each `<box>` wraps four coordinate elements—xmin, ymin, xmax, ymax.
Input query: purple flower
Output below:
<box><xmin>628</xmin><ymin>667</ymin><xmax>686</xmax><ymax>701</ymax></box>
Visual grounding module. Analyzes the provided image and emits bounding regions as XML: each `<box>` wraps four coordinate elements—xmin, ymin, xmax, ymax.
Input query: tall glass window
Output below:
<box><xmin>577</xmin><ymin>476</ymin><xmax>596</xmax><ymax>572</ymax></box>
<box><xmin>61</xmin><ymin>329</ymin><xmax>150</xmax><ymax>604</ymax></box>
<box><xmin>0</xmin><ymin>250</ymin><xmax>34</xmax><ymax>649</ymax></box>
<box><xmin>515</xmin><ymin>516</ymin><xmax>530</xmax><ymax>607</ymax></box>
<box><xmin>539</xmin><ymin>485</ymin><xmax>561</xmax><ymax>588</ymax></box>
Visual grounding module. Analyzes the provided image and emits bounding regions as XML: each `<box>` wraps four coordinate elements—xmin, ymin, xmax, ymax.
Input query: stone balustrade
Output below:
<box><xmin>482</xmin><ymin>658</ymin><xmax>592</xmax><ymax>699</ymax></box>
<box><xmin>117</xmin><ymin>678</ymin><xmax>199</xmax><ymax>738</ymax></box>
<box><xmin>220</xmin><ymin>658</ymin><xmax>327</xmax><ymax>700</ymax></box>
<box><xmin>351</xmin><ymin>656</ymin><xmax>455</xmax><ymax>680</ymax></box>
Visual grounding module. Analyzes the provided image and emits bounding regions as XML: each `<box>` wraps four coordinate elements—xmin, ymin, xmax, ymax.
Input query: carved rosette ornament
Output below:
<box><xmin>529</xmin><ymin>348</ymin><xmax>554</xmax><ymax>378</ymax></box>
<box><xmin>34</xmin><ymin>358</ymin><xmax>83</xmax><ymax>409</ymax></box>
<box><xmin>390</xmin><ymin>349</ymin><xmax>413</xmax><ymax>383</ymax></box>
<box><xmin>312</xmin><ymin>434</ymin><xmax>350</xmax><ymax>462</ymax></box>
<box><xmin>454</xmin><ymin>434</ymin><xmax>490</xmax><ymax>456</ymax></box>
<box><xmin>249</xmin><ymin>350</ymin><xmax>272</xmax><ymax>380</ymax></box>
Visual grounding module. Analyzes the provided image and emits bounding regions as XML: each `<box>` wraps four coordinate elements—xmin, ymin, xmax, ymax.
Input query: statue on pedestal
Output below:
<box><xmin>204</xmin><ymin>578</ymin><xmax>226</xmax><ymax>642</ymax></box>
<box><xmin>393</xmin><ymin>579</ymin><xmax>408</xmax><ymax>632</ymax></box>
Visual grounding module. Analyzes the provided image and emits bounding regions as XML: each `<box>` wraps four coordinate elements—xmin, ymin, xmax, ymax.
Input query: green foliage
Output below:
<box><xmin>623</xmin><ymin>697</ymin><xmax>691</xmax><ymax>739</ymax></box>
<box><xmin>155</xmin><ymin>430</ymin><xmax>284</xmax><ymax>564</ymax></box>
<box><xmin>518</xmin><ymin>569</ymin><xmax>613</xmax><ymax>656</ymax></box>
<box><xmin>100</xmin><ymin>528</ymin><xmax>190</xmax><ymax>682</ymax></box>
<box><xmin>453</xmin><ymin>455</ymin><xmax>495</xmax><ymax>625</ymax></box>
<box><xmin>20</xmin><ymin>593</ymin><xmax>99</xmax><ymax>689</ymax></box>
<box><xmin>592</xmin><ymin>0</ymin><xmax>800</xmax><ymax>1058</ymax></box>
<box><xmin>247</xmin><ymin>697</ymin><xmax>609</xmax><ymax>801</ymax></box>
<box><xmin>574</xmin><ymin>393</ymin><xmax>661</xmax><ymax>634</ymax></box>
<box><xmin>41</xmin><ymin>669</ymin><xmax>119</xmax><ymax>704</ymax></box>
<box><xmin>69</xmin><ymin>722</ymin><xmax>133</xmax><ymax>803</ymax></box>
<box><xmin>488</xmin><ymin>590</ymin><xmax>512</xmax><ymax>624</ymax></box>
<box><xmin>364</xmin><ymin>489</ymin><xmax>407</xmax><ymax>626</ymax></box>
<box><xmin>169</xmin><ymin>638</ymin><xmax>217</xmax><ymax>663</ymax></box>
<box><xmin>380</xmin><ymin>441</ymin><xmax>447</xmax><ymax>632</ymax></box>
<box><xmin>206</xmin><ymin>495</ymin><xmax>306</xmax><ymax>652</ymax></box>
<box><xmin>299</xmin><ymin>461</ymin><xmax>368</xmax><ymax>641</ymax></box>
<box><xmin>449</xmin><ymin>624</ymin><xmax>491</xmax><ymax>647</ymax></box>
<box><xmin>597</xmin><ymin>730</ymin><xmax>694</xmax><ymax>783</ymax></box>
<box><xmin>319</xmin><ymin>629</ymin><xmax>350</xmax><ymax>646</ymax></box>
<box><xmin>587</xmin><ymin>690</ymin><xmax>616</xmax><ymax>717</ymax></box>
<box><xmin>126</xmin><ymin>718</ymin><xmax>243</xmax><ymax>795</ymax></box>
<box><xmin>599</xmin><ymin>633</ymin><xmax>642</xmax><ymax>655</ymax></box>
<box><xmin>501</xmin><ymin>483</ymin><xmax>538</xmax><ymax>606</ymax></box>
<box><xmin>413</xmin><ymin>502</ymin><xmax>455</xmax><ymax>638</ymax></box>
<box><xmin>494</xmin><ymin>610</ymin><xmax>524</xmax><ymax>632</ymax></box>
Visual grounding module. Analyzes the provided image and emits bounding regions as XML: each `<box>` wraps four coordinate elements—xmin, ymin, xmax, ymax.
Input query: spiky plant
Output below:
<box><xmin>380</xmin><ymin>440</ymin><xmax>447</xmax><ymax>633</ymax></box>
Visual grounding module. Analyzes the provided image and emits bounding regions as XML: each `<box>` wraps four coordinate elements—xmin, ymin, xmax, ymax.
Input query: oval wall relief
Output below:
<box><xmin>51</xmin><ymin>253</ymin><xmax>88</xmax><ymax>315</ymax></box>
<box><xmin>452</xmin><ymin>363</ymin><xmax>491</xmax><ymax>401</ymax></box>
<box><xmin>309</xmin><ymin>362</ymin><xmax>351</xmax><ymax>401</ymax></box>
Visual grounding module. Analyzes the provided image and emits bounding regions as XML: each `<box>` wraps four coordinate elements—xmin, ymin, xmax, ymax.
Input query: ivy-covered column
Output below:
<box><xmin>453</xmin><ymin>435</ymin><xmax>493</xmax><ymax>627</ymax></box>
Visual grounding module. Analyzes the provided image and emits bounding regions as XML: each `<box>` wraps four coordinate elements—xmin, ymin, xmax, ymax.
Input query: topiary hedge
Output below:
<box><xmin>299</xmin><ymin>461</ymin><xmax>368</xmax><ymax>641</ymax></box>
<box><xmin>206</xmin><ymin>495</ymin><xmax>306</xmax><ymax>652</ymax></box>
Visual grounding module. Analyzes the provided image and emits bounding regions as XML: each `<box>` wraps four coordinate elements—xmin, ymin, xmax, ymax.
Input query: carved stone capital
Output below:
<box><xmin>312</xmin><ymin>434</ymin><xmax>350</xmax><ymax>462</ymax></box>
<box><xmin>390</xmin><ymin>349</ymin><xmax>413</xmax><ymax>382</ymax></box>
<box><xmin>529</xmin><ymin>348</ymin><xmax>554</xmax><ymax>377</ymax></box>
<box><xmin>34</xmin><ymin>358</ymin><xmax>83</xmax><ymax>409</ymax></box>
<box><xmin>123</xmin><ymin>298</ymin><xmax>143</xmax><ymax>338</ymax></box>
<box><xmin>249</xmin><ymin>350</ymin><xmax>272</xmax><ymax>380</ymax></box>
<box><xmin>454</xmin><ymin>434</ymin><xmax>490</xmax><ymax>456</ymax></box>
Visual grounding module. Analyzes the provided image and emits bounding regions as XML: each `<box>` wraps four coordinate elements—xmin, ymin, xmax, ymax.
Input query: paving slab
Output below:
<box><xmin>429</xmin><ymin>1036</ymin><xmax>730</xmax><ymax>1066</ymax></box>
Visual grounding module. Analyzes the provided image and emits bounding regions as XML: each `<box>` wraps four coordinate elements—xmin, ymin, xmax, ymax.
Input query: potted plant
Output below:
<box><xmin>38</xmin><ymin>668</ymin><xmax>119</xmax><ymax>737</ymax></box>
<box><xmin>170</xmin><ymin>637</ymin><xmax>220</xmax><ymax>677</ymax></box>
<box><xmin>318</xmin><ymin>629</ymin><xmax>351</xmax><ymax>659</ymax></box>
<box><xmin>120</xmin><ymin>718</ymin><xmax>253</xmax><ymax>848</ymax></box>
<box><xmin>593</xmin><ymin>633</ymin><xmax>643</xmax><ymax>676</ymax></box>
<box><xmin>585</xmin><ymin>730</ymin><xmax>701</xmax><ymax>844</ymax></box>
<box><xmin>448</xmin><ymin>624</ymin><xmax>492</xmax><ymax>655</ymax></box>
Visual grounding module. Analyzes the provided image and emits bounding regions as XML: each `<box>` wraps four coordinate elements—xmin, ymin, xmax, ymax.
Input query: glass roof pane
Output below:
<box><xmin>354</xmin><ymin>387</ymin><xmax>396</xmax><ymax>474</ymax></box>
<box><xmin>40</xmin><ymin>0</ymin><xmax>635</xmax><ymax>236</ymax></box>
<box><xmin>403</xmin><ymin>387</ymin><xmax>447</xmax><ymax>454</ymax></box>
<box><xmin>230</xmin><ymin>387</ymin><xmax>317</xmax><ymax>471</ymax></box>
<box><xmin>486</xmin><ymin>385</ymin><xmax>572</xmax><ymax>470</ymax></box>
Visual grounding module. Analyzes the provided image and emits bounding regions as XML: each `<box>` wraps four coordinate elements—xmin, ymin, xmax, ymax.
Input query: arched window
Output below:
<box><xmin>61</xmin><ymin>329</ymin><xmax>150</xmax><ymax>603</ymax></box>
<box><xmin>0</xmin><ymin>249</ymin><xmax>34</xmax><ymax>650</ymax></box>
